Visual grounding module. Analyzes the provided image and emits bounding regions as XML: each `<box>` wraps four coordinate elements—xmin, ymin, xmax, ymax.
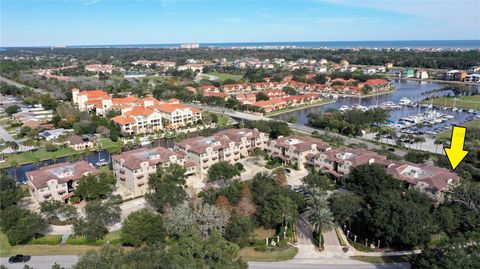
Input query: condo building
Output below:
<box><xmin>175</xmin><ymin>128</ymin><xmax>269</xmax><ymax>175</ymax></box>
<box><xmin>266</xmin><ymin>136</ymin><xmax>332</xmax><ymax>169</ymax></box>
<box><xmin>71</xmin><ymin>89</ymin><xmax>202</xmax><ymax>134</ymax></box>
<box><xmin>112</xmin><ymin>147</ymin><xmax>189</xmax><ymax>196</ymax></box>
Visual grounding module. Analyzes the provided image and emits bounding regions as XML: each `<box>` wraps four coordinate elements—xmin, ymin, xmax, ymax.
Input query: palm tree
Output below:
<box><xmin>10</xmin><ymin>159</ymin><xmax>19</xmax><ymax>181</ymax></box>
<box><xmin>302</xmin><ymin>188</ymin><xmax>335</xmax><ymax>248</ymax></box>
<box><xmin>8</xmin><ymin>141</ymin><xmax>19</xmax><ymax>152</ymax></box>
<box><xmin>107</xmin><ymin>144</ymin><xmax>122</xmax><ymax>165</ymax></box>
<box><xmin>67</xmin><ymin>154</ymin><xmax>77</xmax><ymax>163</ymax></box>
<box><xmin>434</xmin><ymin>138</ymin><xmax>444</xmax><ymax>154</ymax></box>
<box><xmin>32</xmin><ymin>157</ymin><xmax>41</xmax><ymax>170</ymax></box>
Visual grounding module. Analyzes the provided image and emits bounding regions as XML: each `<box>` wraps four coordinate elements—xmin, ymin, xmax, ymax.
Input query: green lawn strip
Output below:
<box><xmin>1</xmin><ymin>147</ymin><xmax>78</xmax><ymax>168</ymax></box>
<box><xmin>438</xmin><ymin>119</ymin><xmax>480</xmax><ymax>139</ymax></box>
<box><xmin>421</xmin><ymin>95</ymin><xmax>480</xmax><ymax>110</ymax></box>
<box><xmin>351</xmin><ymin>255</ymin><xmax>413</xmax><ymax>264</ymax></box>
<box><xmin>205</xmin><ymin>72</ymin><xmax>243</xmax><ymax>82</ymax></box>
<box><xmin>1</xmin><ymin>138</ymin><xmax>121</xmax><ymax>169</ymax></box>
<box><xmin>240</xmin><ymin>246</ymin><xmax>298</xmax><ymax>262</ymax></box>
<box><xmin>0</xmin><ymin>230</ymin><xmax>123</xmax><ymax>257</ymax></box>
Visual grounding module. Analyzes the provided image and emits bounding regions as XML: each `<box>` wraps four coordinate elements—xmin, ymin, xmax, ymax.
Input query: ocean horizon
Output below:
<box><xmin>2</xmin><ymin>40</ymin><xmax>480</xmax><ymax>50</ymax></box>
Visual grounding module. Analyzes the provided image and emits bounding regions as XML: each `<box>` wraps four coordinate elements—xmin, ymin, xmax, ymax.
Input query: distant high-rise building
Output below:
<box><xmin>180</xmin><ymin>43</ymin><xmax>200</xmax><ymax>49</ymax></box>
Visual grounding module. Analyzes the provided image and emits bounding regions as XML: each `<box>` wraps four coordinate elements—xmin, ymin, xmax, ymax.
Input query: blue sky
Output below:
<box><xmin>1</xmin><ymin>0</ymin><xmax>479</xmax><ymax>46</ymax></box>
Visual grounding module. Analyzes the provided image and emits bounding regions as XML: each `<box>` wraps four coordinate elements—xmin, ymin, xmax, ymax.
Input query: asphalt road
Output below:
<box><xmin>0</xmin><ymin>76</ymin><xmax>50</xmax><ymax>96</ymax></box>
<box><xmin>0</xmin><ymin>255</ymin><xmax>410</xmax><ymax>269</ymax></box>
<box><xmin>0</xmin><ymin>255</ymin><xmax>79</xmax><ymax>269</ymax></box>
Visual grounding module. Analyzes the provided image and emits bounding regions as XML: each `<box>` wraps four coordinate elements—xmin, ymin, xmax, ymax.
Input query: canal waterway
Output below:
<box><xmin>3</xmin><ymin>138</ymin><xmax>175</xmax><ymax>183</ymax></box>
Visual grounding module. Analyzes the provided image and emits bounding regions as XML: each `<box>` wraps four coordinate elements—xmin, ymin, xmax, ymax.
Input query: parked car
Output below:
<box><xmin>9</xmin><ymin>254</ymin><xmax>31</xmax><ymax>263</ymax></box>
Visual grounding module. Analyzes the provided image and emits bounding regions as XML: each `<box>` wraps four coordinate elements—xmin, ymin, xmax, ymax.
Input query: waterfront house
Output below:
<box><xmin>415</xmin><ymin>70</ymin><xmax>429</xmax><ymax>79</ymax></box>
<box><xmin>26</xmin><ymin>161</ymin><xmax>99</xmax><ymax>203</ymax></box>
<box><xmin>67</xmin><ymin>135</ymin><xmax>96</xmax><ymax>151</ymax></box>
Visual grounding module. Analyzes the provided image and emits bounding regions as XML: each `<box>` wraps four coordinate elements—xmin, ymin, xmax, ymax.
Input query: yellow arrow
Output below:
<box><xmin>444</xmin><ymin>126</ymin><xmax>469</xmax><ymax>170</ymax></box>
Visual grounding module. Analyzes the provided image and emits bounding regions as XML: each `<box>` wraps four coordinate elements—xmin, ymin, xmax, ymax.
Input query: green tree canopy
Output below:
<box><xmin>146</xmin><ymin>164</ymin><xmax>187</xmax><ymax>213</ymax></box>
<box><xmin>121</xmin><ymin>208</ymin><xmax>166</xmax><ymax>247</ymax></box>
<box><xmin>75</xmin><ymin>172</ymin><xmax>116</xmax><ymax>201</ymax></box>
<box><xmin>73</xmin><ymin>200</ymin><xmax>120</xmax><ymax>242</ymax></box>
<box><xmin>208</xmin><ymin>162</ymin><xmax>241</xmax><ymax>182</ymax></box>
<box><xmin>225</xmin><ymin>214</ymin><xmax>255</xmax><ymax>247</ymax></box>
<box><xmin>0</xmin><ymin>174</ymin><xmax>24</xmax><ymax>209</ymax></box>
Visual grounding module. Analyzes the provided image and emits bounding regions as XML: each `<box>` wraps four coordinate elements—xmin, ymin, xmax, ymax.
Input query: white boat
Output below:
<box><xmin>339</xmin><ymin>105</ymin><xmax>349</xmax><ymax>112</ymax></box>
<box><xmin>399</xmin><ymin>97</ymin><xmax>412</xmax><ymax>106</ymax></box>
<box><xmin>95</xmin><ymin>159</ymin><xmax>109</xmax><ymax>167</ymax></box>
<box><xmin>352</xmin><ymin>104</ymin><xmax>367</xmax><ymax>111</ymax></box>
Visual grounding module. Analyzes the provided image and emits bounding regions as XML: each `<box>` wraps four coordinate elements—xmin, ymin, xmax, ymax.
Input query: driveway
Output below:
<box><xmin>0</xmin><ymin>124</ymin><xmax>15</xmax><ymax>142</ymax></box>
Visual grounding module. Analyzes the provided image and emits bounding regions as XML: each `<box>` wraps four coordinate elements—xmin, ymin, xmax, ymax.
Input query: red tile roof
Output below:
<box><xmin>26</xmin><ymin>161</ymin><xmax>99</xmax><ymax>189</ymax></box>
<box><xmin>124</xmin><ymin>107</ymin><xmax>155</xmax><ymax>116</ymax></box>
<box><xmin>112</xmin><ymin>116</ymin><xmax>135</xmax><ymax>124</ymax></box>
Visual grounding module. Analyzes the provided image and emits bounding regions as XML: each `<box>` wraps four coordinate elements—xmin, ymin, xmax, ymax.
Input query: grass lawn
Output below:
<box><xmin>1</xmin><ymin>138</ymin><xmax>122</xmax><ymax>169</ymax></box>
<box><xmin>0</xmin><ymin>232</ymin><xmax>100</xmax><ymax>257</ymax></box>
<box><xmin>253</xmin><ymin>228</ymin><xmax>276</xmax><ymax>241</ymax></box>
<box><xmin>104</xmin><ymin>230</ymin><xmax>122</xmax><ymax>242</ymax></box>
<box><xmin>422</xmin><ymin>95</ymin><xmax>480</xmax><ymax>110</ymax></box>
<box><xmin>1</xmin><ymin>146</ymin><xmax>78</xmax><ymax>168</ymax></box>
<box><xmin>0</xmin><ymin>230</ymin><xmax>123</xmax><ymax>257</ymax></box>
<box><xmin>98</xmin><ymin>137</ymin><xmax>122</xmax><ymax>150</ymax></box>
<box><xmin>240</xmin><ymin>247</ymin><xmax>298</xmax><ymax>262</ymax></box>
<box><xmin>351</xmin><ymin>255</ymin><xmax>413</xmax><ymax>264</ymax></box>
<box><xmin>438</xmin><ymin>119</ymin><xmax>480</xmax><ymax>139</ymax></box>
<box><xmin>425</xmin><ymin>232</ymin><xmax>448</xmax><ymax>248</ymax></box>
<box><xmin>205</xmin><ymin>72</ymin><xmax>243</xmax><ymax>82</ymax></box>
<box><xmin>216</xmin><ymin>115</ymin><xmax>230</xmax><ymax>128</ymax></box>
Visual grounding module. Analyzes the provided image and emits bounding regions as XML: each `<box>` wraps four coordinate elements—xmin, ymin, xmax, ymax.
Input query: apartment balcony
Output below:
<box><xmin>137</xmin><ymin>175</ymin><xmax>144</xmax><ymax>179</ymax></box>
<box><xmin>119</xmin><ymin>169</ymin><xmax>125</xmax><ymax>175</ymax></box>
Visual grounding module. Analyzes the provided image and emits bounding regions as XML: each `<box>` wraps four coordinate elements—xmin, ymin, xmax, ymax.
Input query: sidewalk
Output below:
<box><xmin>335</xmin><ymin>227</ymin><xmax>422</xmax><ymax>257</ymax></box>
